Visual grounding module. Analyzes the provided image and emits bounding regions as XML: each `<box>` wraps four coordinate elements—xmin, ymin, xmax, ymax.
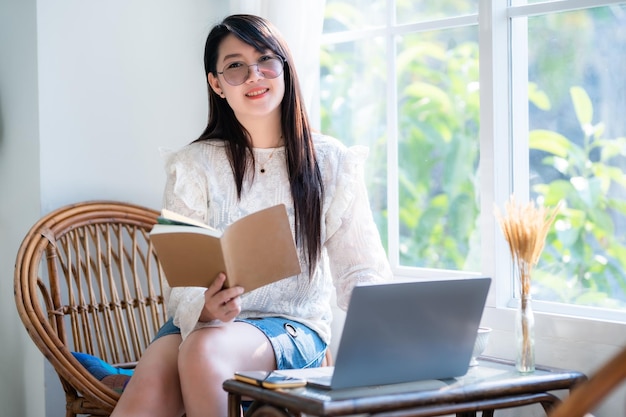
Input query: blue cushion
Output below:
<box><xmin>72</xmin><ymin>351</ymin><xmax>133</xmax><ymax>393</ymax></box>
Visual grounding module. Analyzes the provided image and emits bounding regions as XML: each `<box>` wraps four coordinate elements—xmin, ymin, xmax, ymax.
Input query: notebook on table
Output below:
<box><xmin>279</xmin><ymin>277</ymin><xmax>491</xmax><ymax>390</ymax></box>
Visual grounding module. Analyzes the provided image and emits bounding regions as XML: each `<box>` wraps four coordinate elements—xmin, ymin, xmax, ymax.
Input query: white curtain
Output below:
<box><xmin>227</xmin><ymin>0</ymin><xmax>326</xmax><ymax>128</ymax></box>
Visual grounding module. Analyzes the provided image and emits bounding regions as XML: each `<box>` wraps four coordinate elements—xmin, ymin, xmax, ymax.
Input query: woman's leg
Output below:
<box><xmin>178</xmin><ymin>322</ymin><xmax>276</xmax><ymax>417</ymax></box>
<box><xmin>111</xmin><ymin>333</ymin><xmax>185</xmax><ymax>417</ymax></box>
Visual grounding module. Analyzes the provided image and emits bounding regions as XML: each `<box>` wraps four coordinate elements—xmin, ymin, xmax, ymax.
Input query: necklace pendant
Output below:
<box><xmin>258</xmin><ymin>145</ymin><xmax>278</xmax><ymax>174</ymax></box>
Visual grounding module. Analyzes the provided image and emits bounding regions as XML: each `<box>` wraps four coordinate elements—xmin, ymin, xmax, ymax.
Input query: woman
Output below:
<box><xmin>112</xmin><ymin>14</ymin><xmax>392</xmax><ymax>417</ymax></box>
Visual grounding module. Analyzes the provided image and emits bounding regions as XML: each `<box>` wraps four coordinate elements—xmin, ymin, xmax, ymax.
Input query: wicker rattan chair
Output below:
<box><xmin>14</xmin><ymin>201</ymin><xmax>168</xmax><ymax>417</ymax></box>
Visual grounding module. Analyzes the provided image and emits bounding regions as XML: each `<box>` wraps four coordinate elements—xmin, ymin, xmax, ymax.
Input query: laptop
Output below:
<box><xmin>281</xmin><ymin>277</ymin><xmax>491</xmax><ymax>390</ymax></box>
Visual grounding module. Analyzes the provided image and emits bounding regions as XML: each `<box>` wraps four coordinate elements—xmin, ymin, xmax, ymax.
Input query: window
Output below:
<box><xmin>320</xmin><ymin>0</ymin><xmax>626</xmax><ymax>320</ymax></box>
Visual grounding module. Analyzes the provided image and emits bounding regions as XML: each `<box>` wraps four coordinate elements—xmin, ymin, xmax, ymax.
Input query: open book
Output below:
<box><xmin>149</xmin><ymin>204</ymin><xmax>301</xmax><ymax>292</ymax></box>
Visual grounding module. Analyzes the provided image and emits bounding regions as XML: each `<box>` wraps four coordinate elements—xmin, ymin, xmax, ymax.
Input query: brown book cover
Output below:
<box><xmin>149</xmin><ymin>204</ymin><xmax>301</xmax><ymax>292</ymax></box>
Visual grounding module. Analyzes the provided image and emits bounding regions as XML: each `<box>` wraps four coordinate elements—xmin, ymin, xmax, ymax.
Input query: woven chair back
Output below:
<box><xmin>14</xmin><ymin>201</ymin><xmax>168</xmax><ymax>416</ymax></box>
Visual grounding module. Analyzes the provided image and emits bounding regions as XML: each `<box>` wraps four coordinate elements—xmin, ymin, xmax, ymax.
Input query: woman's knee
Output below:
<box><xmin>177</xmin><ymin>326</ymin><xmax>261</xmax><ymax>377</ymax></box>
<box><xmin>113</xmin><ymin>334</ymin><xmax>184</xmax><ymax>416</ymax></box>
<box><xmin>130</xmin><ymin>334</ymin><xmax>183</xmax><ymax>387</ymax></box>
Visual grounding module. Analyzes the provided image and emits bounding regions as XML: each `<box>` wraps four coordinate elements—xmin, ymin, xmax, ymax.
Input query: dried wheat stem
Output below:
<box><xmin>494</xmin><ymin>196</ymin><xmax>561</xmax><ymax>297</ymax></box>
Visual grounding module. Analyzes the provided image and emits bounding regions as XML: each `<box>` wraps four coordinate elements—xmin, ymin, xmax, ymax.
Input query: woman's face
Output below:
<box><xmin>208</xmin><ymin>34</ymin><xmax>285</xmax><ymax>123</ymax></box>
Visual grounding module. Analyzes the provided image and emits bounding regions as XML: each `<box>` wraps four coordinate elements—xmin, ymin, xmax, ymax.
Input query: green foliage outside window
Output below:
<box><xmin>530</xmin><ymin>86</ymin><xmax>626</xmax><ymax>308</ymax></box>
<box><xmin>395</xmin><ymin>35</ymin><xmax>480</xmax><ymax>271</ymax></box>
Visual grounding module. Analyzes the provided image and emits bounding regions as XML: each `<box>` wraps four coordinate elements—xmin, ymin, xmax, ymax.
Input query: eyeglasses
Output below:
<box><xmin>217</xmin><ymin>55</ymin><xmax>285</xmax><ymax>86</ymax></box>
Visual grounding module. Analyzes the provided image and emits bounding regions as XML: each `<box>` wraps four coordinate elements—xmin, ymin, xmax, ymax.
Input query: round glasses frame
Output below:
<box><xmin>217</xmin><ymin>55</ymin><xmax>285</xmax><ymax>86</ymax></box>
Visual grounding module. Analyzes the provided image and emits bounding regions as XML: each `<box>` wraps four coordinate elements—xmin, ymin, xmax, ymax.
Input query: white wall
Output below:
<box><xmin>36</xmin><ymin>1</ymin><xmax>220</xmax><ymax>213</ymax></box>
<box><xmin>0</xmin><ymin>0</ymin><xmax>44</xmax><ymax>416</ymax></box>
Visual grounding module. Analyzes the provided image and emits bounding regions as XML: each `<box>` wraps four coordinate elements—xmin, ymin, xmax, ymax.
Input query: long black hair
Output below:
<box><xmin>195</xmin><ymin>14</ymin><xmax>323</xmax><ymax>274</ymax></box>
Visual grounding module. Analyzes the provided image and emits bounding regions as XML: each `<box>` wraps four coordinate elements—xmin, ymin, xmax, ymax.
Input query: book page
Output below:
<box><xmin>221</xmin><ymin>205</ymin><xmax>301</xmax><ymax>292</ymax></box>
<box><xmin>150</xmin><ymin>225</ymin><xmax>226</xmax><ymax>287</ymax></box>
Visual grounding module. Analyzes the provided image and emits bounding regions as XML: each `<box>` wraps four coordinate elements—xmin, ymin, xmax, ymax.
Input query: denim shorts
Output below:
<box><xmin>154</xmin><ymin>316</ymin><xmax>327</xmax><ymax>370</ymax></box>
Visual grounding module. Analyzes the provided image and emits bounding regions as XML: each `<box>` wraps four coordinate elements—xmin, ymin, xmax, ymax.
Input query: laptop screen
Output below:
<box><xmin>329</xmin><ymin>277</ymin><xmax>491</xmax><ymax>389</ymax></box>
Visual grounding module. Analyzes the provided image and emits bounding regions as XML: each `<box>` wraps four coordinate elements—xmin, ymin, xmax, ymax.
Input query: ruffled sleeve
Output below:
<box><xmin>324</xmin><ymin>145</ymin><xmax>393</xmax><ymax>310</ymax></box>
<box><xmin>159</xmin><ymin>146</ymin><xmax>223</xmax><ymax>341</ymax></box>
<box><xmin>160</xmin><ymin>146</ymin><xmax>209</xmax><ymax>222</ymax></box>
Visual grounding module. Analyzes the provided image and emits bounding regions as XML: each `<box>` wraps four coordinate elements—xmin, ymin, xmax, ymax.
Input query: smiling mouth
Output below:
<box><xmin>246</xmin><ymin>88</ymin><xmax>268</xmax><ymax>97</ymax></box>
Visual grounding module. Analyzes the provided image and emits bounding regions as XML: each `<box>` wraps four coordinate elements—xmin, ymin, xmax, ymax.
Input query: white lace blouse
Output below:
<box><xmin>160</xmin><ymin>133</ymin><xmax>392</xmax><ymax>344</ymax></box>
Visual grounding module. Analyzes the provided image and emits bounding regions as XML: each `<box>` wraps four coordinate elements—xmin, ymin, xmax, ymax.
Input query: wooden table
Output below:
<box><xmin>223</xmin><ymin>356</ymin><xmax>586</xmax><ymax>417</ymax></box>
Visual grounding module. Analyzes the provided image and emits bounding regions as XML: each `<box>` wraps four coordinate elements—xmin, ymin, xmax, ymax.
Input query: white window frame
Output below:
<box><xmin>321</xmin><ymin>0</ymin><xmax>626</xmax><ymax>321</ymax></box>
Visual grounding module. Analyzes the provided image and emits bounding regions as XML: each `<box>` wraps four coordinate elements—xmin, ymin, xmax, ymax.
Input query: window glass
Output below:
<box><xmin>523</xmin><ymin>5</ymin><xmax>626</xmax><ymax>309</ymax></box>
<box><xmin>323</xmin><ymin>0</ymin><xmax>387</xmax><ymax>33</ymax></box>
<box><xmin>396</xmin><ymin>0</ymin><xmax>478</xmax><ymax>24</ymax></box>
<box><xmin>397</xmin><ymin>27</ymin><xmax>480</xmax><ymax>270</ymax></box>
<box><xmin>320</xmin><ymin>37</ymin><xmax>389</xmax><ymax>237</ymax></box>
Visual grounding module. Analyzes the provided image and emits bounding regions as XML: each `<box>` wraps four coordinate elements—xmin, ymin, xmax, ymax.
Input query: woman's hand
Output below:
<box><xmin>199</xmin><ymin>273</ymin><xmax>244</xmax><ymax>323</ymax></box>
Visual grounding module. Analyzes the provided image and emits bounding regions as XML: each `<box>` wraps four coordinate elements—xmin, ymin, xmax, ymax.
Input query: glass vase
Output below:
<box><xmin>516</xmin><ymin>294</ymin><xmax>535</xmax><ymax>373</ymax></box>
